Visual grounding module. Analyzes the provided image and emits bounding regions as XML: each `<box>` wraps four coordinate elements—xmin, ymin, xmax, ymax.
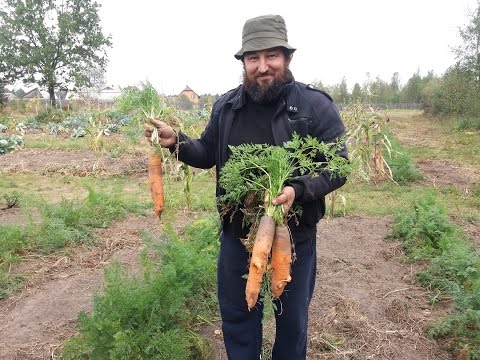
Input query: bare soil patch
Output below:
<box><xmin>0</xmin><ymin>148</ymin><xmax>147</xmax><ymax>177</ymax></box>
<box><xmin>416</xmin><ymin>158</ymin><xmax>479</xmax><ymax>192</ymax></box>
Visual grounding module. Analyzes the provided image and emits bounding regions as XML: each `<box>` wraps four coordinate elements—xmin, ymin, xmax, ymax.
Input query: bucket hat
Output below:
<box><xmin>234</xmin><ymin>14</ymin><xmax>296</xmax><ymax>60</ymax></box>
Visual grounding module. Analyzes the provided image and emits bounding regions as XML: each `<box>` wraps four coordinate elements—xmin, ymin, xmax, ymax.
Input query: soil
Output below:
<box><xmin>0</xmin><ymin>115</ymin><xmax>477</xmax><ymax>359</ymax></box>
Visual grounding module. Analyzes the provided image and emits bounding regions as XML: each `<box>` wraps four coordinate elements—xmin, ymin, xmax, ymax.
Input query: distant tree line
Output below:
<box><xmin>313</xmin><ymin>4</ymin><xmax>479</xmax><ymax>117</ymax></box>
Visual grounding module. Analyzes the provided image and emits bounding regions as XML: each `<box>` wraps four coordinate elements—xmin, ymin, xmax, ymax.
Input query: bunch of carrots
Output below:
<box><xmin>219</xmin><ymin>133</ymin><xmax>350</xmax><ymax>311</ymax></box>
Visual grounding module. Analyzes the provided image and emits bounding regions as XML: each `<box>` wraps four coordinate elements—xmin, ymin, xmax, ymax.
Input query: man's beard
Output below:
<box><xmin>243</xmin><ymin>68</ymin><xmax>293</xmax><ymax>104</ymax></box>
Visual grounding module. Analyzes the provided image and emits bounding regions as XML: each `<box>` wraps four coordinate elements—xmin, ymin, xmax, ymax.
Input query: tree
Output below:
<box><xmin>389</xmin><ymin>72</ymin><xmax>401</xmax><ymax>103</ymax></box>
<box><xmin>400</xmin><ymin>70</ymin><xmax>423</xmax><ymax>103</ymax></box>
<box><xmin>351</xmin><ymin>83</ymin><xmax>362</xmax><ymax>102</ymax></box>
<box><xmin>0</xmin><ymin>77</ymin><xmax>6</xmax><ymax>106</ymax></box>
<box><xmin>0</xmin><ymin>0</ymin><xmax>112</xmax><ymax>105</ymax></box>
<box><xmin>453</xmin><ymin>2</ymin><xmax>480</xmax><ymax>90</ymax></box>
<box><xmin>338</xmin><ymin>77</ymin><xmax>350</xmax><ymax>104</ymax></box>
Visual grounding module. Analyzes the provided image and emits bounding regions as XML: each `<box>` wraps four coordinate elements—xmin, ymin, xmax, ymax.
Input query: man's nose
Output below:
<box><xmin>258</xmin><ymin>57</ymin><xmax>269</xmax><ymax>73</ymax></box>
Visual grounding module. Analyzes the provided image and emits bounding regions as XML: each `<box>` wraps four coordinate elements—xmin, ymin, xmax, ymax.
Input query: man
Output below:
<box><xmin>144</xmin><ymin>14</ymin><xmax>348</xmax><ymax>360</ymax></box>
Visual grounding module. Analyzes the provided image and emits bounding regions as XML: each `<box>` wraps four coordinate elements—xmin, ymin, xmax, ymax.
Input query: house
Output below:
<box><xmin>179</xmin><ymin>85</ymin><xmax>200</xmax><ymax>104</ymax></box>
<box><xmin>22</xmin><ymin>87</ymin><xmax>44</xmax><ymax>99</ymax></box>
<box><xmin>97</xmin><ymin>85</ymin><xmax>122</xmax><ymax>102</ymax></box>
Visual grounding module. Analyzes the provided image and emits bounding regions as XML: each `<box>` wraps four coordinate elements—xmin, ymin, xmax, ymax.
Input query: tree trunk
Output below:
<box><xmin>48</xmin><ymin>85</ymin><xmax>56</xmax><ymax>107</ymax></box>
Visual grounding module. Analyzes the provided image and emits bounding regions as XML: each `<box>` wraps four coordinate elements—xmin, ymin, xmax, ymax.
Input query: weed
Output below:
<box><xmin>2</xmin><ymin>191</ymin><xmax>20</xmax><ymax>209</ymax></box>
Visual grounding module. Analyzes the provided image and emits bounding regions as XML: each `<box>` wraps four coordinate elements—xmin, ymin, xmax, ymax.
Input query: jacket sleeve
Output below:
<box><xmin>287</xmin><ymin>95</ymin><xmax>348</xmax><ymax>204</ymax></box>
<box><xmin>169</xmin><ymin>110</ymin><xmax>219</xmax><ymax>169</ymax></box>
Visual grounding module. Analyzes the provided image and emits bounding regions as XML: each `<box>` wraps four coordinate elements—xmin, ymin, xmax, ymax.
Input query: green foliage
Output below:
<box><xmin>342</xmin><ymin>103</ymin><xmax>393</xmax><ymax>182</ymax></box>
<box><xmin>0</xmin><ymin>134</ymin><xmax>24</xmax><ymax>154</ymax></box>
<box><xmin>0</xmin><ymin>268</ymin><xmax>22</xmax><ymax>300</ymax></box>
<box><xmin>60</xmin><ymin>216</ymin><xmax>220</xmax><ymax>360</ymax></box>
<box><xmin>452</xmin><ymin>4</ymin><xmax>480</xmax><ymax>92</ymax></box>
<box><xmin>219</xmin><ymin>133</ymin><xmax>350</xmax><ymax>223</ymax></box>
<box><xmin>0</xmin><ymin>79</ymin><xmax>6</xmax><ymax>107</ymax></box>
<box><xmin>0</xmin><ymin>187</ymin><xmax>142</xmax><ymax>290</ymax></box>
<box><xmin>384</xmin><ymin>132</ymin><xmax>423</xmax><ymax>184</ymax></box>
<box><xmin>2</xmin><ymin>190</ymin><xmax>20</xmax><ymax>209</ymax></box>
<box><xmin>35</xmin><ymin>107</ymin><xmax>68</xmax><ymax>124</ymax></box>
<box><xmin>455</xmin><ymin>117</ymin><xmax>480</xmax><ymax>131</ymax></box>
<box><xmin>392</xmin><ymin>193</ymin><xmax>480</xmax><ymax>357</ymax></box>
<box><xmin>0</xmin><ymin>0</ymin><xmax>112</xmax><ymax>105</ymax></box>
<box><xmin>391</xmin><ymin>192</ymin><xmax>456</xmax><ymax>258</ymax></box>
<box><xmin>114</xmin><ymin>82</ymin><xmax>173</xmax><ymax>123</ymax></box>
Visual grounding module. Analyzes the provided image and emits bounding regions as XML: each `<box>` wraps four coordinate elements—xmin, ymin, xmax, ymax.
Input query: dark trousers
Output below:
<box><xmin>217</xmin><ymin>227</ymin><xmax>317</xmax><ymax>360</ymax></box>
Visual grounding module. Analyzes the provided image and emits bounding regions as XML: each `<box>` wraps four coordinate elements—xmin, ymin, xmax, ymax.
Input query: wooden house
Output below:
<box><xmin>179</xmin><ymin>85</ymin><xmax>200</xmax><ymax>104</ymax></box>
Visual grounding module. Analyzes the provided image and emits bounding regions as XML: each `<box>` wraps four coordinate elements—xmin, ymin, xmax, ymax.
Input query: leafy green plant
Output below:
<box><xmin>2</xmin><ymin>191</ymin><xmax>20</xmax><ymax>209</ymax></box>
<box><xmin>220</xmin><ymin>133</ymin><xmax>350</xmax><ymax>226</ymax></box>
<box><xmin>391</xmin><ymin>192</ymin><xmax>456</xmax><ymax>258</ymax></box>
<box><xmin>392</xmin><ymin>193</ymin><xmax>480</xmax><ymax>358</ymax></box>
<box><xmin>0</xmin><ymin>187</ymin><xmax>144</xmax><ymax>294</ymax></box>
<box><xmin>384</xmin><ymin>131</ymin><xmax>423</xmax><ymax>184</ymax></box>
<box><xmin>455</xmin><ymin>117</ymin><xmax>480</xmax><ymax>132</ymax></box>
<box><xmin>60</xmin><ymin>216</ymin><xmax>220</xmax><ymax>360</ymax></box>
<box><xmin>0</xmin><ymin>134</ymin><xmax>24</xmax><ymax>154</ymax></box>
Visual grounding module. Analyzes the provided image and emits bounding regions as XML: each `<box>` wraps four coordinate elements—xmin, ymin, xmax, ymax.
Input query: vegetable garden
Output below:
<box><xmin>0</xmin><ymin>85</ymin><xmax>479</xmax><ymax>359</ymax></box>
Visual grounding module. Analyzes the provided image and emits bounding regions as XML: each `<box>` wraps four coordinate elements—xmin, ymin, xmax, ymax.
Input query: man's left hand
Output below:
<box><xmin>272</xmin><ymin>186</ymin><xmax>295</xmax><ymax>214</ymax></box>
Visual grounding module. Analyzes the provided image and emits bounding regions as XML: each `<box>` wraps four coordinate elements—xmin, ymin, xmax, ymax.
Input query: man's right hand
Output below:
<box><xmin>143</xmin><ymin>118</ymin><xmax>177</xmax><ymax>148</ymax></box>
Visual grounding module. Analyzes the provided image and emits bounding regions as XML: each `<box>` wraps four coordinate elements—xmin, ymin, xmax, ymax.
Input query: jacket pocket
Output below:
<box><xmin>288</xmin><ymin>117</ymin><xmax>311</xmax><ymax>137</ymax></box>
<box><xmin>299</xmin><ymin>199</ymin><xmax>325</xmax><ymax>226</ymax></box>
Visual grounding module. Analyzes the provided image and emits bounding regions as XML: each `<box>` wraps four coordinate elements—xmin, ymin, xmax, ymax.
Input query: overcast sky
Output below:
<box><xmin>97</xmin><ymin>0</ymin><xmax>477</xmax><ymax>95</ymax></box>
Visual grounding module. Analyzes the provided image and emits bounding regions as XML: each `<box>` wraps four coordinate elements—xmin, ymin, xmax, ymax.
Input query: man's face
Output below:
<box><xmin>243</xmin><ymin>47</ymin><xmax>292</xmax><ymax>103</ymax></box>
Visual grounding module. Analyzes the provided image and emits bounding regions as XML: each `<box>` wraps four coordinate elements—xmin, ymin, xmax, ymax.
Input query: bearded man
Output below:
<box><xmin>144</xmin><ymin>14</ymin><xmax>348</xmax><ymax>360</ymax></box>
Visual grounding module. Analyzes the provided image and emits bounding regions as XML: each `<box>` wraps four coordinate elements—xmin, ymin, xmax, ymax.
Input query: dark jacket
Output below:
<box><xmin>172</xmin><ymin>80</ymin><xmax>348</xmax><ymax>242</ymax></box>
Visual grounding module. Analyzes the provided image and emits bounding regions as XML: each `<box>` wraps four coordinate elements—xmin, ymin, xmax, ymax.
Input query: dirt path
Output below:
<box><xmin>0</xmin><ymin>214</ymin><xmax>453</xmax><ymax>359</ymax></box>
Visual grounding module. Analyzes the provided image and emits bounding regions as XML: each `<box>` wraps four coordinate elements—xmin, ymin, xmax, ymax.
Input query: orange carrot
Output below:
<box><xmin>148</xmin><ymin>150</ymin><xmax>164</xmax><ymax>218</ymax></box>
<box><xmin>270</xmin><ymin>224</ymin><xmax>292</xmax><ymax>298</ymax></box>
<box><xmin>245</xmin><ymin>214</ymin><xmax>276</xmax><ymax>310</ymax></box>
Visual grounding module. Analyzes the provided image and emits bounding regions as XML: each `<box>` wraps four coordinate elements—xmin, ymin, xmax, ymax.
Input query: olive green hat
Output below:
<box><xmin>234</xmin><ymin>14</ymin><xmax>296</xmax><ymax>60</ymax></box>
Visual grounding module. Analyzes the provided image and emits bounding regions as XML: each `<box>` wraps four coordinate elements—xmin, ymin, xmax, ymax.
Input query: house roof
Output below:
<box><xmin>22</xmin><ymin>87</ymin><xmax>44</xmax><ymax>99</ymax></box>
<box><xmin>180</xmin><ymin>85</ymin><xmax>199</xmax><ymax>97</ymax></box>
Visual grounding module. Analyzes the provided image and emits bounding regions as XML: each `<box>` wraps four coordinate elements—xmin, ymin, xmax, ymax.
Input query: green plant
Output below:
<box><xmin>60</xmin><ymin>216</ymin><xmax>220</xmax><ymax>359</ymax></box>
<box><xmin>392</xmin><ymin>193</ymin><xmax>480</xmax><ymax>358</ymax></box>
<box><xmin>0</xmin><ymin>134</ymin><xmax>24</xmax><ymax>154</ymax></box>
<box><xmin>384</xmin><ymin>132</ymin><xmax>423</xmax><ymax>184</ymax></box>
<box><xmin>2</xmin><ymin>191</ymin><xmax>20</xmax><ymax>209</ymax></box>
<box><xmin>391</xmin><ymin>192</ymin><xmax>456</xmax><ymax>258</ymax></box>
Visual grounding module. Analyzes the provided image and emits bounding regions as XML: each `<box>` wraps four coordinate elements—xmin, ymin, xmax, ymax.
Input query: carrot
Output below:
<box><xmin>270</xmin><ymin>224</ymin><xmax>292</xmax><ymax>298</ymax></box>
<box><xmin>245</xmin><ymin>214</ymin><xmax>276</xmax><ymax>310</ymax></box>
<box><xmin>148</xmin><ymin>149</ymin><xmax>164</xmax><ymax>218</ymax></box>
